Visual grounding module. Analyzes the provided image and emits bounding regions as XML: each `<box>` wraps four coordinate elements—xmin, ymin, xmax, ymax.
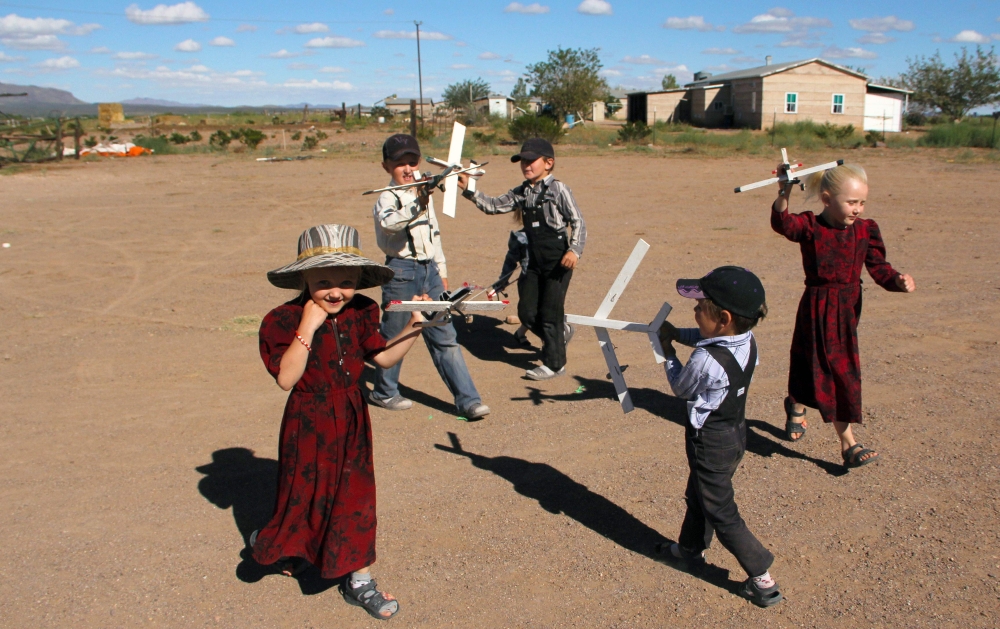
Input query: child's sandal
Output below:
<box><xmin>842</xmin><ymin>444</ymin><xmax>879</xmax><ymax>468</ymax></box>
<box><xmin>739</xmin><ymin>578</ymin><xmax>783</xmax><ymax>607</ymax></box>
<box><xmin>341</xmin><ymin>578</ymin><xmax>400</xmax><ymax>621</ymax></box>
<box><xmin>783</xmin><ymin>397</ymin><xmax>807</xmax><ymax>441</ymax></box>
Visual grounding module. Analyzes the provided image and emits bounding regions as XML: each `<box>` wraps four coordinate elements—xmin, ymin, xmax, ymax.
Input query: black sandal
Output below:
<box><xmin>842</xmin><ymin>444</ymin><xmax>880</xmax><ymax>468</ymax></box>
<box><xmin>654</xmin><ymin>542</ymin><xmax>706</xmax><ymax>572</ymax></box>
<box><xmin>739</xmin><ymin>578</ymin><xmax>783</xmax><ymax>607</ymax></box>
<box><xmin>784</xmin><ymin>397</ymin><xmax>807</xmax><ymax>441</ymax></box>
<box><xmin>341</xmin><ymin>578</ymin><xmax>400</xmax><ymax>621</ymax></box>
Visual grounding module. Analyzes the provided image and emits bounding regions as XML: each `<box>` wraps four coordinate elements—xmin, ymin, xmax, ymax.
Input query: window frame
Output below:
<box><xmin>831</xmin><ymin>93</ymin><xmax>844</xmax><ymax>114</ymax></box>
<box><xmin>785</xmin><ymin>92</ymin><xmax>798</xmax><ymax>114</ymax></box>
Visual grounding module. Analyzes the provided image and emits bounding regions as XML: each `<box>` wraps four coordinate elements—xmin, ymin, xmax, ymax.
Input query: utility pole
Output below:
<box><xmin>415</xmin><ymin>20</ymin><xmax>424</xmax><ymax>129</ymax></box>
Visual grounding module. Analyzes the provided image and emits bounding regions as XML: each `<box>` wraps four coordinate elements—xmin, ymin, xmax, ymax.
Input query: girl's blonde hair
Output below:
<box><xmin>803</xmin><ymin>163</ymin><xmax>867</xmax><ymax>200</ymax></box>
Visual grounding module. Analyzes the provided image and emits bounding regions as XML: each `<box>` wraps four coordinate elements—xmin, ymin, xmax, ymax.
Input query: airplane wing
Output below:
<box><xmin>735</xmin><ymin>159</ymin><xmax>843</xmax><ymax>193</ymax></box>
<box><xmin>453</xmin><ymin>300</ymin><xmax>509</xmax><ymax>312</ymax></box>
<box><xmin>384</xmin><ymin>300</ymin><xmax>454</xmax><ymax>312</ymax></box>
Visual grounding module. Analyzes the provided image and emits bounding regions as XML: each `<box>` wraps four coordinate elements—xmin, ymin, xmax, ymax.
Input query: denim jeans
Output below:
<box><xmin>678</xmin><ymin>421</ymin><xmax>774</xmax><ymax>578</ymax></box>
<box><xmin>372</xmin><ymin>257</ymin><xmax>481</xmax><ymax>412</ymax></box>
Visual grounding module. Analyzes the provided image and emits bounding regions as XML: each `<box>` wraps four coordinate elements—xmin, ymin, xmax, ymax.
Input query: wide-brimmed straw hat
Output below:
<box><xmin>267</xmin><ymin>224</ymin><xmax>395</xmax><ymax>290</ymax></box>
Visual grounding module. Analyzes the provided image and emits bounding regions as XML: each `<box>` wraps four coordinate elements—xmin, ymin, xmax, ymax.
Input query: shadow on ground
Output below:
<box><xmin>434</xmin><ymin>432</ymin><xmax>738</xmax><ymax>593</ymax></box>
<box><xmin>195</xmin><ymin>447</ymin><xmax>346</xmax><ymax>595</ymax></box>
<box><xmin>452</xmin><ymin>314</ymin><xmax>539</xmax><ymax>370</ymax></box>
<box><xmin>511</xmin><ymin>374</ymin><xmax>847</xmax><ymax>477</ymax></box>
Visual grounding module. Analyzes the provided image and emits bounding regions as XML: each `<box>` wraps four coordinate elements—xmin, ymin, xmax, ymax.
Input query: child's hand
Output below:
<box><xmin>299</xmin><ymin>299</ymin><xmax>329</xmax><ymax>335</ymax></box>
<box><xmin>560</xmin><ymin>250</ymin><xmax>578</xmax><ymax>269</ymax></box>
<box><xmin>457</xmin><ymin>173</ymin><xmax>469</xmax><ymax>190</ymax></box>
<box><xmin>408</xmin><ymin>294</ymin><xmax>432</xmax><ymax>324</ymax></box>
<box><xmin>896</xmin><ymin>273</ymin><xmax>916</xmax><ymax>292</ymax></box>
<box><xmin>658</xmin><ymin>320</ymin><xmax>680</xmax><ymax>345</ymax></box>
<box><xmin>662</xmin><ymin>339</ymin><xmax>677</xmax><ymax>357</ymax></box>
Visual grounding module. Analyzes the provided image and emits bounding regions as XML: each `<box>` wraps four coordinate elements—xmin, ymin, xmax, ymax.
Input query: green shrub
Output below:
<box><xmin>209</xmin><ymin>130</ymin><xmax>231</xmax><ymax>148</ymax></box>
<box><xmin>291</xmin><ymin>131</ymin><xmax>302</xmax><ymax>141</ymax></box>
<box><xmin>315</xmin><ymin>129</ymin><xmax>328</xmax><ymax>140</ymax></box>
<box><xmin>617</xmin><ymin>121</ymin><xmax>652</xmax><ymax>143</ymax></box>
<box><xmin>416</xmin><ymin>126</ymin><xmax>436</xmax><ymax>142</ymax></box>
<box><xmin>169</xmin><ymin>132</ymin><xmax>190</xmax><ymax>144</ymax></box>
<box><xmin>905</xmin><ymin>111</ymin><xmax>926</xmax><ymax>127</ymax></box>
<box><xmin>234</xmin><ymin>128</ymin><xmax>266</xmax><ymax>149</ymax></box>
<box><xmin>472</xmin><ymin>130</ymin><xmax>498</xmax><ymax>145</ymax></box>
<box><xmin>134</xmin><ymin>135</ymin><xmax>173</xmax><ymax>154</ymax></box>
<box><xmin>84</xmin><ymin>135</ymin><xmax>97</xmax><ymax>148</ymax></box>
<box><xmin>508</xmin><ymin>114</ymin><xmax>563</xmax><ymax>143</ymax></box>
<box><xmin>189</xmin><ymin>129</ymin><xmax>202</xmax><ymax>142</ymax></box>
<box><xmin>918</xmin><ymin>120</ymin><xmax>1000</xmax><ymax>149</ymax></box>
<box><xmin>302</xmin><ymin>135</ymin><xmax>319</xmax><ymax>150</ymax></box>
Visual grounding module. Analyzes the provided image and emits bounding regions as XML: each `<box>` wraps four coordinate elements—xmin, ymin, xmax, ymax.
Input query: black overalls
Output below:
<box><xmin>677</xmin><ymin>338</ymin><xmax>774</xmax><ymax>578</ymax></box>
<box><xmin>518</xmin><ymin>181</ymin><xmax>572</xmax><ymax>371</ymax></box>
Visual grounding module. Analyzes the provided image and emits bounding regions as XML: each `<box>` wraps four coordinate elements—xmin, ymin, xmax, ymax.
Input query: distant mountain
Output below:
<box><xmin>122</xmin><ymin>97</ymin><xmax>213</xmax><ymax>108</ymax></box>
<box><xmin>0</xmin><ymin>81</ymin><xmax>85</xmax><ymax>106</ymax></box>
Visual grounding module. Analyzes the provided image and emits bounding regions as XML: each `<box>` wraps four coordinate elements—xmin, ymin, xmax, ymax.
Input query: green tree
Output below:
<box><xmin>510</xmin><ymin>77</ymin><xmax>532</xmax><ymax>111</ymax></box>
<box><xmin>901</xmin><ymin>46</ymin><xmax>1000</xmax><ymax>119</ymax></box>
<box><xmin>524</xmin><ymin>47</ymin><xmax>608</xmax><ymax>119</ymax></box>
<box><xmin>442</xmin><ymin>78</ymin><xmax>491</xmax><ymax>119</ymax></box>
<box><xmin>661</xmin><ymin>74</ymin><xmax>678</xmax><ymax>90</ymax></box>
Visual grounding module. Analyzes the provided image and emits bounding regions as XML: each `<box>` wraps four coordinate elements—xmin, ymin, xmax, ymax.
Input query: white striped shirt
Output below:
<box><xmin>664</xmin><ymin>329</ymin><xmax>758</xmax><ymax>429</ymax></box>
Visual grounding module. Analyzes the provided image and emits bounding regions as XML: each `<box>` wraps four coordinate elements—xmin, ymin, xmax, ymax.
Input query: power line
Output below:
<box><xmin>0</xmin><ymin>2</ymin><xmax>410</xmax><ymax>24</ymax></box>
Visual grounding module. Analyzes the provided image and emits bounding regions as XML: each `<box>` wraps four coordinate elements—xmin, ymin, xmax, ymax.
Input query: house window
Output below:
<box><xmin>751</xmin><ymin>92</ymin><xmax>756</xmax><ymax>113</ymax></box>
<box><xmin>714</xmin><ymin>101</ymin><xmax>724</xmax><ymax>110</ymax></box>
<box><xmin>832</xmin><ymin>94</ymin><xmax>844</xmax><ymax>114</ymax></box>
<box><xmin>785</xmin><ymin>93</ymin><xmax>797</xmax><ymax>114</ymax></box>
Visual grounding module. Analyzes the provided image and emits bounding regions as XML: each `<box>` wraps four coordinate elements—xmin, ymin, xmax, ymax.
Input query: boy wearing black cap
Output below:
<box><xmin>658</xmin><ymin>266</ymin><xmax>782</xmax><ymax>608</ymax></box>
<box><xmin>370</xmin><ymin>134</ymin><xmax>489</xmax><ymax>420</ymax></box>
<box><xmin>457</xmin><ymin>138</ymin><xmax>586</xmax><ymax>380</ymax></box>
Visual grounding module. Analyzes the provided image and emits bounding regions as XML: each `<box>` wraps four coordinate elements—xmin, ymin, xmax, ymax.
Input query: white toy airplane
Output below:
<box><xmin>425</xmin><ymin>121</ymin><xmax>486</xmax><ymax>217</ymax></box>
<box><xmin>734</xmin><ymin>148</ymin><xmax>843</xmax><ymax>194</ymax></box>
<box><xmin>361</xmin><ymin>162</ymin><xmax>487</xmax><ymax>197</ymax></box>
<box><xmin>564</xmin><ymin>239</ymin><xmax>672</xmax><ymax>414</ymax></box>
<box><xmin>385</xmin><ymin>284</ymin><xmax>508</xmax><ymax>328</ymax></box>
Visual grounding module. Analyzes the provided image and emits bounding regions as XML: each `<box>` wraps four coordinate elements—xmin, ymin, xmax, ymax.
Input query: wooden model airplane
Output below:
<box><xmin>564</xmin><ymin>240</ymin><xmax>672</xmax><ymax>414</ymax></box>
<box><xmin>734</xmin><ymin>148</ymin><xmax>843</xmax><ymax>195</ymax></box>
<box><xmin>385</xmin><ymin>284</ymin><xmax>508</xmax><ymax>328</ymax></box>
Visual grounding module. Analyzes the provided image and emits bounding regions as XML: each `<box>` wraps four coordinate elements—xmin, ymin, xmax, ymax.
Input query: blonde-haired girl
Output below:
<box><xmin>771</xmin><ymin>163</ymin><xmax>915</xmax><ymax>468</ymax></box>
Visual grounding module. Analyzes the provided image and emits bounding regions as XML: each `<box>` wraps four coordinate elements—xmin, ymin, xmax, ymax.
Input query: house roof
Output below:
<box><xmin>686</xmin><ymin>58</ymin><xmax>868</xmax><ymax>86</ymax></box>
<box><xmin>385</xmin><ymin>98</ymin><xmax>434</xmax><ymax>105</ymax></box>
<box><xmin>473</xmin><ymin>94</ymin><xmax>514</xmax><ymax>101</ymax></box>
<box><xmin>867</xmin><ymin>83</ymin><xmax>913</xmax><ymax>95</ymax></box>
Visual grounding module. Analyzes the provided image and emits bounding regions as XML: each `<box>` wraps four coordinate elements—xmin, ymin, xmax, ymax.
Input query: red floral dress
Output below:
<box><xmin>771</xmin><ymin>210</ymin><xmax>904</xmax><ymax>424</ymax></box>
<box><xmin>253</xmin><ymin>293</ymin><xmax>387</xmax><ymax>578</ymax></box>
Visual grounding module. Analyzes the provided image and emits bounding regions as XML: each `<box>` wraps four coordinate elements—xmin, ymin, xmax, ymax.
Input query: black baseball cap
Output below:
<box><xmin>511</xmin><ymin>137</ymin><xmax>555</xmax><ymax>163</ymax></box>
<box><xmin>676</xmin><ymin>266</ymin><xmax>766</xmax><ymax>320</ymax></box>
<box><xmin>382</xmin><ymin>134</ymin><xmax>421</xmax><ymax>161</ymax></box>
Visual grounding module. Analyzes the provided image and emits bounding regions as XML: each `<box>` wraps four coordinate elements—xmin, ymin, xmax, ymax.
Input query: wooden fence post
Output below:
<box><xmin>409</xmin><ymin>99</ymin><xmax>417</xmax><ymax>136</ymax></box>
<box><xmin>74</xmin><ymin>117</ymin><xmax>82</xmax><ymax>159</ymax></box>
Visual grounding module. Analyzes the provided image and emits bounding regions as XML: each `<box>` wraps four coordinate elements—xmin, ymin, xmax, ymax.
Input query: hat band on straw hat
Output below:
<box><xmin>297</xmin><ymin>245</ymin><xmax>364</xmax><ymax>260</ymax></box>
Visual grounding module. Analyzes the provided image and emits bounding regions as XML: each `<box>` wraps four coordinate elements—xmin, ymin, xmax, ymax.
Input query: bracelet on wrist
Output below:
<box><xmin>294</xmin><ymin>332</ymin><xmax>312</xmax><ymax>352</ymax></box>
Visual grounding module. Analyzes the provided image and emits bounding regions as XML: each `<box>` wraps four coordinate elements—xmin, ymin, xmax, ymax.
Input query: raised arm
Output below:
<box><xmin>375</xmin><ymin>190</ymin><xmax>425</xmax><ymax>234</ymax></box>
<box><xmin>457</xmin><ymin>173</ymin><xmax>520</xmax><ymax>215</ymax></box>
<box><xmin>769</xmin><ymin>165</ymin><xmax>813</xmax><ymax>243</ymax></box>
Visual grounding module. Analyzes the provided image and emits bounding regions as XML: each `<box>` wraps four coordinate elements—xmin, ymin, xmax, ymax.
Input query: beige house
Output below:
<box><xmin>627</xmin><ymin>58</ymin><xmax>896</xmax><ymax>130</ymax></box>
<box><xmin>385</xmin><ymin>98</ymin><xmax>435</xmax><ymax>118</ymax></box>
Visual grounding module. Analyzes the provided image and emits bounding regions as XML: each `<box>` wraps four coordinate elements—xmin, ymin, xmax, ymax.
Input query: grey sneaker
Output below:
<box><xmin>525</xmin><ymin>365</ymin><xmax>566</xmax><ymax>380</ymax></box>
<box><xmin>368</xmin><ymin>394</ymin><xmax>413</xmax><ymax>411</ymax></box>
<box><xmin>564</xmin><ymin>322</ymin><xmax>576</xmax><ymax>345</ymax></box>
<box><xmin>461</xmin><ymin>403</ymin><xmax>491</xmax><ymax>420</ymax></box>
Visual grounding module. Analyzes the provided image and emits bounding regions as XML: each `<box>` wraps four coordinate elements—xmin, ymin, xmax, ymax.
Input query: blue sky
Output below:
<box><xmin>0</xmin><ymin>0</ymin><xmax>997</xmax><ymax>106</ymax></box>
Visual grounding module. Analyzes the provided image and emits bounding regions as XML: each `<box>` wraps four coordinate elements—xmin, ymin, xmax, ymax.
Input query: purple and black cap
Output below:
<box><xmin>511</xmin><ymin>137</ymin><xmax>555</xmax><ymax>163</ymax></box>
<box><xmin>382</xmin><ymin>134</ymin><xmax>421</xmax><ymax>162</ymax></box>
<box><xmin>676</xmin><ymin>266</ymin><xmax>766</xmax><ymax>320</ymax></box>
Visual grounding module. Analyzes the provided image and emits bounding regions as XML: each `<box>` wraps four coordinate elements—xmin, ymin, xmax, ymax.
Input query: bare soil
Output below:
<box><xmin>1</xmin><ymin>149</ymin><xmax>998</xmax><ymax>628</ymax></box>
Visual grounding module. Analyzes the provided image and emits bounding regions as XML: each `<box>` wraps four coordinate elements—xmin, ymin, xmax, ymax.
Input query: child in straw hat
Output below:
<box><xmin>251</xmin><ymin>224</ymin><xmax>428</xmax><ymax>620</ymax></box>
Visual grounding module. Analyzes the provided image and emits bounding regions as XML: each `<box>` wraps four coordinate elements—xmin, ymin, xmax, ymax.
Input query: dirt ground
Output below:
<box><xmin>1</xmin><ymin>148</ymin><xmax>998</xmax><ymax>628</ymax></box>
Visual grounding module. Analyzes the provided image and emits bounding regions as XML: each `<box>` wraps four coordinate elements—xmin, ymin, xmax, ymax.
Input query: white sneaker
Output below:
<box><xmin>368</xmin><ymin>394</ymin><xmax>413</xmax><ymax>411</ymax></box>
<box><xmin>564</xmin><ymin>322</ymin><xmax>576</xmax><ymax>345</ymax></box>
<box><xmin>525</xmin><ymin>365</ymin><xmax>566</xmax><ymax>380</ymax></box>
<box><xmin>461</xmin><ymin>403</ymin><xmax>491</xmax><ymax>420</ymax></box>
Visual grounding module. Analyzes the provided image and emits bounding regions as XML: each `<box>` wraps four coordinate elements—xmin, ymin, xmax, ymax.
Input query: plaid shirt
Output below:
<box><xmin>373</xmin><ymin>183</ymin><xmax>448</xmax><ymax>278</ymax></box>
<box><xmin>464</xmin><ymin>174</ymin><xmax>586</xmax><ymax>257</ymax></box>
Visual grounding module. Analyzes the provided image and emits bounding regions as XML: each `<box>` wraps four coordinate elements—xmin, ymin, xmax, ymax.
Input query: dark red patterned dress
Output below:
<box><xmin>771</xmin><ymin>209</ymin><xmax>904</xmax><ymax>424</ymax></box>
<box><xmin>253</xmin><ymin>293</ymin><xmax>387</xmax><ymax>578</ymax></box>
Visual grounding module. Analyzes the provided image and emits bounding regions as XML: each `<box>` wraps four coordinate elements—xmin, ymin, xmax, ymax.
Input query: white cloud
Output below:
<box><xmin>504</xmin><ymin>2</ymin><xmax>550</xmax><ymax>14</ymax></box>
<box><xmin>319</xmin><ymin>66</ymin><xmax>347</xmax><ymax>73</ymax></box>
<box><xmin>600</xmin><ymin>68</ymin><xmax>623</xmax><ymax>76</ymax></box>
<box><xmin>305</xmin><ymin>36</ymin><xmax>365</xmax><ymax>48</ymax></box>
<box><xmin>210</xmin><ymin>36</ymin><xmax>235</xmax><ymax>46</ymax></box>
<box><xmin>90</xmin><ymin>46</ymin><xmax>111</xmax><ymax>54</ymax></box>
<box><xmin>849</xmin><ymin>16</ymin><xmax>914</xmax><ymax>32</ymax></box>
<box><xmin>293</xmin><ymin>22</ymin><xmax>329</xmax><ymax>34</ymax></box>
<box><xmin>654</xmin><ymin>64</ymin><xmax>689</xmax><ymax>73</ymax></box>
<box><xmin>733</xmin><ymin>8</ymin><xmax>831</xmax><ymax>34</ymax></box>
<box><xmin>283</xmin><ymin>78</ymin><xmax>353</xmax><ymax>90</ymax></box>
<box><xmin>622</xmin><ymin>54</ymin><xmax>664</xmax><ymax>64</ymax></box>
<box><xmin>114</xmin><ymin>51</ymin><xmax>157</xmax><ymax>60</ymax></box>
<box><xmin>450</xmin><ymin>63</ymin><xmax>474</xmax><ymax>69</ymax></box>
<box><xmin>36</xmin><ymin>55</ymin><xmax>79</xmax><ymax>69</ymax></box>
<box><xmin>478</xmin><ymin>51</ymin><xmax>502</xmax><ymax>60</ymax></box>
<box><xmin>267</xmin><ymin>49</ymin><xmax>298</xmax><ymax>58</ymax></box>
<box><xmin>702</xmin><ymin>47</ymin><xmax>740</xmax><ymax>55</ymax></box>
<box><xmin>383</xmin><ymin>9</ymin><xmax>395</xmax><ymax>16</ymax></box>
<box><xmin>0</xmin><ymin>51</ymin><xmax>24</xmax><ymax>61</ymax></box>
<box><xmin>777</xmin><ymin>36</ymin><xmax>824</xmax><ymax>48</ymax></box>
<box><xmin>188</xmin><ymin>64</ymin><xmax>210</xmax><ymax>72</ymax></box>
<box><xmin>233</xmin><ymin>69</ymin><xmax>256</xmax><ymax>76</ymax></box>
<box><xmin>174</xmin><ymin>38</ymin><xmax>201</xmax><ymax>52</ymax></box>
<box><xmin>286</xmin><ymin>62</ymin><xmax>314</xmax><ymax>70</ymax></box>
<box><xmin>951</xmin><ymin>30</ymin><xmax>990</xmax><ymax>44</ymax></box>
<box><xmin>824</xmin><ymin>46</ymin><xmax>877</xmax><ymax>60</ymax></box>
<box><xmin>126</xmin><ymin>2</ymin><xmax>209</xmax><ymax>25</ymax></box>
<box><xmin>373</xmin><ymin>29</ymin><xmax>451</xmax><ymax>40</ymax></box>
<box><xmin>664</xmin><ymin>16</ymin><xmax>714</xmax><ymax>31</ymax></box>
<box><xmin>731</xmin><ymin>56</ymin><xmax>761</xmax><ymax>64</ymax></box>
<box><xmin>857</xmin><ymin>33</ymin><xmax>895</xmax><ymax>44</ymax></box>
<box><xmin>236</xmin><ymin>24</ymin><xmax>257</xmax><ymax>32</ymax></box>
<box><xmin>577</xmin><ymin>0</ymin><xmax>612</xmax><ymax>16</ymax></box>
<box><xmin>2</xmin><ymin>34</ymin><xmax>64</xmax><ymax>50</ymax></box>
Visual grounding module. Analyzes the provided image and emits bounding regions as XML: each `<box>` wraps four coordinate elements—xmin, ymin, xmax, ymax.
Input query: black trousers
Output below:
<box><xmin>517</xmin><ymin>265</ymin><xmax>572</xmax><ymax>371</ymax></box>
<box><xmin>678</xmin><ymin>421</ymin><xmax>774</xmax><ymax>578</ymax></box>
